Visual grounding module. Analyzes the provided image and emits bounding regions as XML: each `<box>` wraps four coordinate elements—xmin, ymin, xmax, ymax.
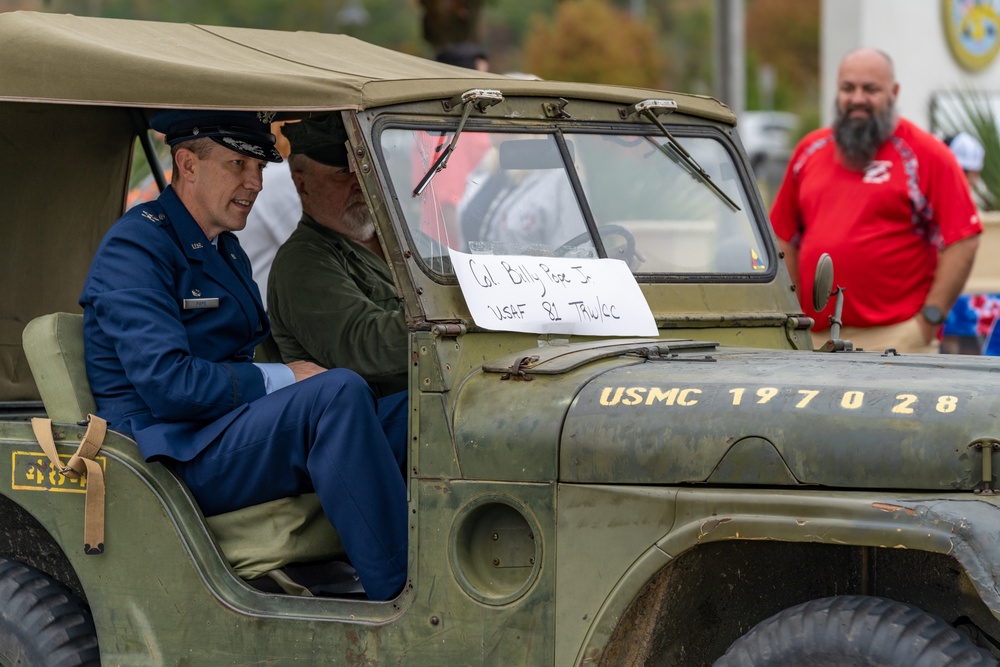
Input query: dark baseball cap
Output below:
<box><xmin>282</xmin><ymin>113</ymin><xmax>349</xmax><ymax>169</ymax></box>
<box><xmin>149</xmin><ymin>110</ymin><xmax>283</xmax><ymax>163</ymax></box>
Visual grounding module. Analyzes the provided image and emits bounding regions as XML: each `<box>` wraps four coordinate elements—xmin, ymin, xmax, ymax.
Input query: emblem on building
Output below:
<box><xmin>943</xmin><ymin>0</ymin><xmax>1000</xmax><ymax>71</ymax></box>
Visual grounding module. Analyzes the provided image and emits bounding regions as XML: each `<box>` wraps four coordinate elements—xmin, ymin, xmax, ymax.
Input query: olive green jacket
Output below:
<box><xmin>267</xmin><ymin>215</ymin><xmax>408</xmax><ymax>397</ymax></box>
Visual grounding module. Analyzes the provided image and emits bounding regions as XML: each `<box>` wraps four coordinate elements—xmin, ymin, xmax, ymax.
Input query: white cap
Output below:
<box><xmin>948</xmin><ymin>131</ymin><xmax>985</xmax><ymax>172</ymax></box>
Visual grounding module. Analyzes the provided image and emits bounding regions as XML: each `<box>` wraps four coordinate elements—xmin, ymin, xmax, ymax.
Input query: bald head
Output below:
<box><xmin>836</xmin><ymin>48</ymin><xmax>899</xmax><ymax>118</ymax></box>
<box><xmin>840</xmin><ymin>48</ymin><xmax>895</xmax><ymax>80</ymax></box>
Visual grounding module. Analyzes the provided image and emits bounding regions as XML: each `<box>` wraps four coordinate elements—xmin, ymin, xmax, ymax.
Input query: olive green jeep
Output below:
<box><xmin>1</xmin><ymin>10</ymin><xmax>999</xmax><ymax>666</ymax></box>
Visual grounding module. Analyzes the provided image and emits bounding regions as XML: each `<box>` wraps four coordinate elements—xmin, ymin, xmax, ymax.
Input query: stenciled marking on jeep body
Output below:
<box><xmin>597</xmin><ymin>386</ymin><xmax>961</xmax><ymax>415</ymax></box>
<box><xmin>10</xmin><ymin>451</ymin><xmax>106</xmax><ymax>493</ymax></box>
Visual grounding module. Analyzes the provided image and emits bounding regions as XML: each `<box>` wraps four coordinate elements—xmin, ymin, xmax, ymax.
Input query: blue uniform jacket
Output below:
<box><xmin>80</xmin><ymin>186</ymin><xmax>270</xmax><ymax>462</ymax></box>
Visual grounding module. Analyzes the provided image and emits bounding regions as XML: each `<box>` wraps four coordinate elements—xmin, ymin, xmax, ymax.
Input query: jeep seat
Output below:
<box><xmin>21</xmin><ymin>312</ymin><xmax>345</xmax><ymax>583</ymax></box>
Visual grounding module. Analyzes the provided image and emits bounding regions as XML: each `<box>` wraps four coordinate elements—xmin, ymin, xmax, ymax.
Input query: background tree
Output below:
<box><xmin>521</xmin><ymin>0</ymin><xmax>664</xmax><ymax>88</ymax></box>
<box><xmin>32</xmin><ymin>0</ymin><xmax>426</xmax><ymax>54</ymax></box>
<box><xmin>419</xmin><ymin>0</ymin><xmax>483</xmax><ymax>50</ymax></box>
<box><xmin>745</xmin><ymin>0</ymin><xmax>820</xmax><ymax>131</ymax></box>
<box><xmin>478</xmin><ymin>0</ymin><xmax>558</xmax><ymax>74</ymax></box>
<box><xmin>646</xmin><ymin>0</ymin><xmax>714</xmax><ymax>94</ymax></box>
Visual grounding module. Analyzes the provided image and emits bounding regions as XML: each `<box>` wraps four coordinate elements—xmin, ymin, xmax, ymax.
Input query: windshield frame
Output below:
<box><xmin>371</xmin><ymin>115</ymin><xmax>778</xmax><ymax>286</ymax></box>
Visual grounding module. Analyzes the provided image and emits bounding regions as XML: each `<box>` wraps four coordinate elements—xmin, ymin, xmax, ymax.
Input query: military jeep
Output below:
<box><xmin>2</xmin><ymin>10</ymin><xmax>1000</xmax><ymax>667</ymax></box>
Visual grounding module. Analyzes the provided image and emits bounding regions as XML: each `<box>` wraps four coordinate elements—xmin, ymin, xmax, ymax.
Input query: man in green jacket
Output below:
<box><xmin>267</xmin><ymin>113</ymin><xmax>408</xmax><ymax>398</ymax></box>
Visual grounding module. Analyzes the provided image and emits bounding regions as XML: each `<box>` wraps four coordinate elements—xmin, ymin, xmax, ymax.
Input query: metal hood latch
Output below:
<box><xmin>970</xmin><ymin>438</ymin><xmax>1000</xmax><ymax>494</ymax></box>
<box><xmin>500</xmin><ymin>355</ymin><xmax>539</xmax><ymax>381</ymax></box>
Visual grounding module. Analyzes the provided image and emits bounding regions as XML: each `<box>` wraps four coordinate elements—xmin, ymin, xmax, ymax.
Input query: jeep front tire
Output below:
<box><xmin>714</xmin><ymin>595</ymin><xmax>996</xmax><ymax>667</ymax></box>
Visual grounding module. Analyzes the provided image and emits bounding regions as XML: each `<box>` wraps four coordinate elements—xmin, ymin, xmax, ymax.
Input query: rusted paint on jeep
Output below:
<box><xmin>343</xmin><ymin>628</ymin><xmax>375</xmax><ymax>667</ymax></box>
<box><xmin>873</xmin><ymin>502</ymin><xmax>918</xmax><ymax>516</ymax></box>
<box><xmin>699</xmin><ymin>517</ymin><xmax>733</xmax><ymax>538</ymax></box>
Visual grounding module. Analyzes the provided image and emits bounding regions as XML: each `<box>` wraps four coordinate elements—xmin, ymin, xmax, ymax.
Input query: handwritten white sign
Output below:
<box><xmin>449</xmin><ymin>249</ymin><xmax>658</xmax><ymax>336</ymax></box>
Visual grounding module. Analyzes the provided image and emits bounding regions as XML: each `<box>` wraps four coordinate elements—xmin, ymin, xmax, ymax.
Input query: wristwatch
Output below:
<box><xmin>921</xmin><ymin>304</ymin><xmax>945</xmax><ymax>325</ymax></box>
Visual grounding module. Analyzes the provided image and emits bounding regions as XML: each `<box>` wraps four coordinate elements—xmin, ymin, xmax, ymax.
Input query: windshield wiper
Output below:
<box><xmin>413</xmin><ymin>88</ymin><xmax>504</xmax><ymax>197</ymax></box>
<box><xmin>628</xmin><ymin>99</ymin><xmax>740</xmax><ymax>212</ymax></box>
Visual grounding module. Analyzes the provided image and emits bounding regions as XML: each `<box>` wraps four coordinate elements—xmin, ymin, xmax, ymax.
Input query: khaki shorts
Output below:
<box><xmin>811</xmin><ymin>317</ymin><xmax>939</xmax><ymax>355</ymax></box>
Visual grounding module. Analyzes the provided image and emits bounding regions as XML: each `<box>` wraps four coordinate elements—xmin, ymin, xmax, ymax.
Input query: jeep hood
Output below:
<box><xmin>455</xmin><ymin>341</ymin><xmax>1000</xmax><ymax>490</ymax></box>
<box><xmin>564</xmin><ymin>346</ymin><xmax>1000</xmax><ymax>490</ymax></box>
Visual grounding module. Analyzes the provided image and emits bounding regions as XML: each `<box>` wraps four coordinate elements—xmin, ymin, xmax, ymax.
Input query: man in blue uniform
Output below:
<box><xmin>79</xmin><ymin>110</ymin><xmax>407</xmax><ymax>601</ymax></box>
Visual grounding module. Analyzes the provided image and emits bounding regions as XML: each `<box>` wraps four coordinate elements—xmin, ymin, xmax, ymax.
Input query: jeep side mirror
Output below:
<box><xmin>812</xmin><ymin>253</ymin><xmax>834</xmax><ymax>312</ymax></box>
<box><xmin>812</xmin><ymin>253</ymin><xmax>852</xmax><ymax>352</ymax></box>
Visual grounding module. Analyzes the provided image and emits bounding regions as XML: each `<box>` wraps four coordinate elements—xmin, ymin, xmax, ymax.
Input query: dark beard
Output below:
<box><xmin>832</xmin><ymin>99</ymin><xmax>895</xmax><ymax>170</ymax></box>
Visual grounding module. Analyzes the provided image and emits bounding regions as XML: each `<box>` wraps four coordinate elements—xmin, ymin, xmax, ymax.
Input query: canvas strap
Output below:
<box><xmin>265</xmin><ymin>569</ymin><xmax>314</xmax><ymax>597</ymax></box>
<box><xmin>30</xmin><ymin>415</ymin><xmax>107</xmax><ymax>555</ymax></box>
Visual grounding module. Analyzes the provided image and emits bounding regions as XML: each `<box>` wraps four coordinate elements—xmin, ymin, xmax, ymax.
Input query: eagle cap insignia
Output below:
<box><xmin>257</xmin><ymin>111</ymin><xmax>277</xmax><ymax>124</ymax></box>
<box><xmin>221</xmin><ymin>136</ymin><xmax>265</xmax><ymax>157</ymax></box>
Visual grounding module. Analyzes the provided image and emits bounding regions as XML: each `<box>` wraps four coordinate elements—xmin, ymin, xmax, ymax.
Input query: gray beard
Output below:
<box><xmin>342</xmin><ymin>192</ymin><xmax>376</xmax><ymax>242</ymax></box>
<box><xmin>832</xmin><ymin>98</ymin><xmax>896</xmax><ymax>170</ymax></box>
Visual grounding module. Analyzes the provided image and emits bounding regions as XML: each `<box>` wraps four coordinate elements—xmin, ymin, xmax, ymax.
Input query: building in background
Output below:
<box><xmin>821</xmin><ymin>1</ymin><xmax>1000</xmax><ymax>131</ymax></box>
<box><xmin>822</xmin><ymin>0</ymin><xmax>1000</xmax><ymax>355</ymax></box>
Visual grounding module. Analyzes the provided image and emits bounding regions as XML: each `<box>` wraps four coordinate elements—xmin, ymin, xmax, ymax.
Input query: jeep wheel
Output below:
<box><xmin>714</xmin><ymin>595</ymin><xmax>996</xmax><ymax>667</ymax></box>
<box><xmin>0</xmin><ymin>558</ymin><xmax>99</xmax><ymax>667</ymax></box>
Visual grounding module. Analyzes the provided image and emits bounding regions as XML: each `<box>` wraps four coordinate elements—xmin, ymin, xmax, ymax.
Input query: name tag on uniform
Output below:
<box><xmin>183</xmin><ymin>298</ymin><xmax>220</xmax><ymax>310</ymax></box>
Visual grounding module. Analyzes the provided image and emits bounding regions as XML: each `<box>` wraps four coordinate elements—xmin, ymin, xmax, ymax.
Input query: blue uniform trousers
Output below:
<box><xmin>172</xmin><ymin>370</ymin><xmax>408</xmax><ymax>601</ymax></box>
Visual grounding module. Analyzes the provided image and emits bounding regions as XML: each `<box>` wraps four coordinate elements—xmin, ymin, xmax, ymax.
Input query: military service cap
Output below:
<box><xmin>149</xmin><ymin>110</ymin><xmax>283</xmax><ymax>163</ymax></box>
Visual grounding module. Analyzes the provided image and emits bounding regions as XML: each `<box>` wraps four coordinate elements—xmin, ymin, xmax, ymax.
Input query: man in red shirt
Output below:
<box><xmin>770</xmin><ymin>47</ymin><xmax>981</xmax><ymax>353</ymax></box>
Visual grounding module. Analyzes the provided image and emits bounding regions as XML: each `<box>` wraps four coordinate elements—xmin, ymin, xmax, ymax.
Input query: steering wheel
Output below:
<box><xmin>555</xmin><ymin>224</ymin><xmax>636</xmax><ymax>266</ymax></box>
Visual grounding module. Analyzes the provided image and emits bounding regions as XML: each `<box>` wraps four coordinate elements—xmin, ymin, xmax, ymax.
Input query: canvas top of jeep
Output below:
<box><xmin>4</xmin><ymin>10</ymin><xmax>1000</xmax><ymax>667</ymax></box>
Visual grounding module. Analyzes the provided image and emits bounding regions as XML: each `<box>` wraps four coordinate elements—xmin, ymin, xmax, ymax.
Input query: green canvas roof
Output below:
<box><xmin>0</xmin><ymin>11</ymin><xmax>735</xmax><ymax>123</ymax></box>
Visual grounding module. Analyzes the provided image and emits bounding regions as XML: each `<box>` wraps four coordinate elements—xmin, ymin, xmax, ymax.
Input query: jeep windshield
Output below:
<box><xmin>378</xmin><ymin>126</ymin><xmax>771</xmax><ymax>278</ymax></box>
